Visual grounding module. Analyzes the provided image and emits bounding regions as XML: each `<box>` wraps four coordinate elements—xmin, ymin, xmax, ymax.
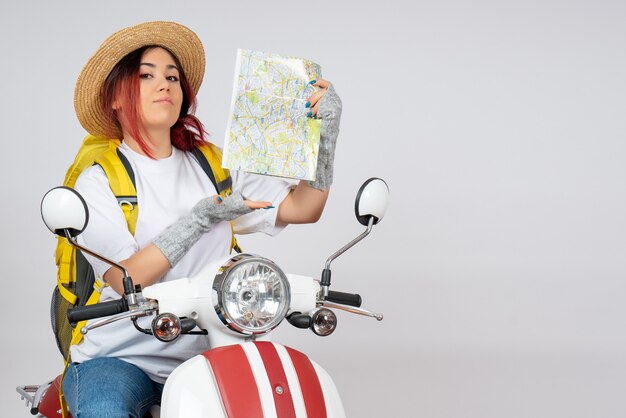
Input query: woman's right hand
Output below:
<box><xmin>212</xmin><ymin>194</ymin><xmax>273</xmax><ymax>210</ymax></box>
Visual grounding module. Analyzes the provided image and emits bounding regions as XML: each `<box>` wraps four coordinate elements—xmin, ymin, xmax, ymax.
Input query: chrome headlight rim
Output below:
<box><xmin>212</xmin><ymin>253</ymin><xmax>291</xmax><ymax>336</ymax></box>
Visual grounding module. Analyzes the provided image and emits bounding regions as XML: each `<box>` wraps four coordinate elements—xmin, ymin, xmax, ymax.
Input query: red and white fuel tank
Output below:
<box><xmin>160</xmin><ymin>341</ymin><xmax>345</xmax><ymax>418</ymax></box>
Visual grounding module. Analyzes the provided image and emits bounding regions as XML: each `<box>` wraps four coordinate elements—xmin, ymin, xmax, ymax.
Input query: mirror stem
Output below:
<box><xmin>65</xmin><ymin>231</ymin><xmax>135</xmax><ymax>298</ymax></box>
<box><xmin>320</xmin><ymin>217</ymin><xmax>374</xmax><ymax>298</ymax></box>
<box><xmin>324</xmin><ymin>216</ymin><xmax>374</xmax><ymax>270</ymax></box>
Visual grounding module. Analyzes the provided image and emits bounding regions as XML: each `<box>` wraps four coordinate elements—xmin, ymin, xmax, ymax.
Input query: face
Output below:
<box><xmin>135</xmin><ymin>47</ymin><xmax>184</xmax><ymax>133</ymax></box>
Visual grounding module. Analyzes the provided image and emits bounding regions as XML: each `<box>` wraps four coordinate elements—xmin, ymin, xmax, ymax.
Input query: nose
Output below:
<box><xmin>157</xmin><ymin>76</ymin><xmax>170</xmax><ymax>92</ymax></box>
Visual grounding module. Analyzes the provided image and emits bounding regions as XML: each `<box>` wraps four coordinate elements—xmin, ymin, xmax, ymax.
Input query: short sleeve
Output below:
<box><xmin>74</xmin><ymin>165</ymin><xmax>140</xmax><ymax>278</ymax></box>
<box><xmin>230</xmin><ymin>171</ymin><xmax>295</xmax><ymax>235</ymax></box>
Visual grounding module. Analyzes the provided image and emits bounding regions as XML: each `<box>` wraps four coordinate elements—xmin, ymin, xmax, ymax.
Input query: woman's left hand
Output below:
<box><xmin>304</xmin><ymin>78</ymin><xmax>342</xmax><ymax>190</ymax></box>
<box><xmin>306</xmin><ymin>79</ymin><xmax>341</xmax><ymax>119</ymax></box>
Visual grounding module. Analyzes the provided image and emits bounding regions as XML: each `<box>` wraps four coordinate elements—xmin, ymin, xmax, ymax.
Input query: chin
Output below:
<box><xmin>145</xmin><ymin>118</ymin><xmax>179</xmax><ymax>131</ymax></box>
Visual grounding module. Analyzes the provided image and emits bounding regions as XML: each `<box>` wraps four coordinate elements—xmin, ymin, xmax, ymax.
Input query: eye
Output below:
<box><xmin>140</xmin><ymin>73</ymin><xmax>153</xmax><ymax>79</ymax></box>
<box><xmin>167</xmin><ymin>75</ymin><xmax>180</xmax><ymax>82</ymax></box>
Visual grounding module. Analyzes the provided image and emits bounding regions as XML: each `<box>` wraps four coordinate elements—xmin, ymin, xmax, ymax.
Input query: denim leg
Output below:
<box><xmin>62</xmin><ymin>357</ymin><xmax>163</xmax><ymax>418</ymax></box>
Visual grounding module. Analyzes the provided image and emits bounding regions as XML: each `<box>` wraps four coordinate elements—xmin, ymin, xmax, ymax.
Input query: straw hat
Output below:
<box><xmin>74</xmin><ymin>21</ymin><xmax>205</xmax><ymax>138</ymax></box>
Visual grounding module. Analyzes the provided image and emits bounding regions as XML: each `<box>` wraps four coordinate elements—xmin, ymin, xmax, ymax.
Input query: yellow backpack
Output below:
<box><xmin>51</xmin><ymin>135</ymin><xmax>239</xmax><ymax>360</ymax></box>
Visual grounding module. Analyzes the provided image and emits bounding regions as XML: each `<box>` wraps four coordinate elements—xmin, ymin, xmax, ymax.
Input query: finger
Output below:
<box><xmin>213</xmin><ymin>195</ymin><xmax>223</xmax><ymax>204</ymax></box>
<box><xmin>305</xmin><ymin>79</ymin><xmax>331</xmax><ymax>118</ymax></box>
<box><xmin>244</xmin><ymin>199</ymin><xmax>274</xmax><ymax>209</ymax></box>
<box><xmin>311</xmin><ymin>101</ymin><xmax>320</xmax><ymax>117</ymax></box>
<box><xmin>307</xmin><ymin>89</ymin><xmax>327</xmax><ymax>108</ymax></box>
<box><xmin>306</xmin><ymin>89</ymin><xmax>328</xmax><ymax>118</ymax></box>
<box><xmin>311</xmin><ymin>78</ymin><xmax>330</xmax><ymax>88</ymax></box>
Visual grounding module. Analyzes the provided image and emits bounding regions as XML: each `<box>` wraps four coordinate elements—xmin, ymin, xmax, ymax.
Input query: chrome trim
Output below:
<box><xmin>66</xmin><ymin>233</ymin><xmax>129</xmax><ymax>277</ymax></box>
<box><xmin>80</xmin><ymin>300</ymin><xmax>158</xmax><ymax>334</ymax></box>
<box><xmin>212</xmin><ymin>254</ymin><xmax>291</xmax><ymax>336</ymax></box>
<box><xmin>152</xmin><ymin>313</ymin><xmax>182</xmax><ymax>342</ymax></box>
<box><xmin>321</xmin><ymin>217</ymin><xmax>374</xmax><ymax>299</ymax></box>
<box><xmin>324</xmin><ymin>216</ymin><xmax>374</xmax><ymax>270</ymax></box>
<box><xmin>16</xmin><ymin>382</ymin><xmax>50</xmax><ymax>414</ymax></box>
<box><xmin>319</xmin><ymin>301</ymin><xmax>384</xmax><ymax>321</ymax></box>
<box><xmin>311</xmin><ymin>308</ymin><xmax>337</xmax><ymax>336</ymax></box>
<box><xmin>66</xmin><ymin>232</ymin><xmax>135</xmax><ymax>297</ymax></box>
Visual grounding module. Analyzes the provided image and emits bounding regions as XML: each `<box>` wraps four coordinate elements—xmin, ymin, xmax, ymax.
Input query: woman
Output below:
<box><xmin>64</xmin><ymin>21</ymin><xmax>341</xmax><ymax>417</ymax></box>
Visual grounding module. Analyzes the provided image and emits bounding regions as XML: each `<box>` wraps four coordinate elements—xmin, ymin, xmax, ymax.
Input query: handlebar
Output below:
<box><xmin>326</xmin><ymin>290</ymin><xmax>362</xmax><ymax>307</ymax></box>
<box><xmin>67</xmin><ymin>299</ymin><xmax>128</xmax><ymax>324</ymax></box>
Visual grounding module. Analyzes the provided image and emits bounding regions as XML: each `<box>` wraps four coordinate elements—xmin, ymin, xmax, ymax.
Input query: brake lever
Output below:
<box><xmin>318</xmin><ymin>300</ymin><xmax>383</xmax><ymax>321</ymax></box>
<box><xmin>80</xmin><ymin>300</ymin><xmax>159</xmax><ymax>335</ymax></box>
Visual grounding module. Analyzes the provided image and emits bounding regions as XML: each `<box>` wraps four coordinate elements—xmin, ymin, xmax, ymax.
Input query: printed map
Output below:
<box><xmin>223</xmin><ymin>49</ymin><xmax>322</xmax><ymax>180</ymax></box>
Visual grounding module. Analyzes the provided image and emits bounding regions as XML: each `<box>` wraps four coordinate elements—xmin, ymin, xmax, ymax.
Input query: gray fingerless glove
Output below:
<box><xmin>153</xmin><ymin>192</ymin><xmax>252</xmax><ymax>267</ymax></box>
<box><xmin>307</xmin><ymin>84</ymin><xmax>342</xmax><ymax>190</ymax></box>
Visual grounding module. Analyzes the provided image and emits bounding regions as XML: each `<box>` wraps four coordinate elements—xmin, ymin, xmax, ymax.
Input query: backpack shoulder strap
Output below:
<box><xmin>191</xmin><ymin>142</ymin><xmax>233</xmax><ymax>195</ymax></box>
<box><xmin>63</xmin><ymin>136</ymin><xmax>121</xmax><ymax>188</ymax></box>
<box><xmin>93</xmin><ymin>148</ymin><xmax>139</xmax><ymax>235</ymax></box>
<box><xmin>190</xmin><ymin>142</ymin><xmax>241</xmax><ymax>253</ymax></box>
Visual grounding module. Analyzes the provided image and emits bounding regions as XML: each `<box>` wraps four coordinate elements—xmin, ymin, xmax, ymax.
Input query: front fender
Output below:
<box><xmin>161</xmin><ymin>342</ymin><xmax>345</xmax><ymax>418</ymax></box>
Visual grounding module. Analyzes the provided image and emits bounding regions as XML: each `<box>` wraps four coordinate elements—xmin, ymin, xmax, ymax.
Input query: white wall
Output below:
<box><xmin>3</xmin><ymin>1</ymin><xmax>626</xmax><ymax>417</ymax></box>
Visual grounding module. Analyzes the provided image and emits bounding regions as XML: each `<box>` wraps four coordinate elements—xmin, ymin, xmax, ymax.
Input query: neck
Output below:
<box><xmin>122</xmin><ymin>128</ymin><xmax>173</xmax><ymax>159</ymax></box>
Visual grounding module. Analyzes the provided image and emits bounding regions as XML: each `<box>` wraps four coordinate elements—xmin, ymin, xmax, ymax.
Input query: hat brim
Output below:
<box><xmin>74</xmin><ymin>21</ymin><xmax>205</xmax><ymax>138</ymax></box>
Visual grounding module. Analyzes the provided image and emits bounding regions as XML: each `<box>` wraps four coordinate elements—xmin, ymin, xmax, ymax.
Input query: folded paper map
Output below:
<box><xmin>223</xmin><ymin>49</ymin><xmax>322</xmax><ymax>180</ymax></box>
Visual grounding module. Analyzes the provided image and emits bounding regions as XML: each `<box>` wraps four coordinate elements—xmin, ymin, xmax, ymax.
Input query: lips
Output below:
<box><xmin>154</xmin><ymin>97</ymin><xmax>173</xmax><ymax>104</ymax></box>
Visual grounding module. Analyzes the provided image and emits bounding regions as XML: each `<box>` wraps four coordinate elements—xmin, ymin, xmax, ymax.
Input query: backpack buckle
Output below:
<box><xmin>116</xmin><ymin>196</ymin><xmax>138</xmax><ymax>211</ymax></box>
<box><xmin>94</xmin><ymin>275</ymin><xmax>108</xmax><ymax>292</ymax></box>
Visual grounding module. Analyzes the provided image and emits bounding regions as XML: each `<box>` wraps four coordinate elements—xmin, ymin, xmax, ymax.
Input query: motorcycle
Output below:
<box><xmin>17</xmin><ymin>177</ymin><xmax>389</xmax><ymax>417</ymax></box>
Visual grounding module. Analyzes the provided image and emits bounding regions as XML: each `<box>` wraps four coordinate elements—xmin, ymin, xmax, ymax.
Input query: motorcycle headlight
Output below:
<box><xmin>213</xmin><ymin>254</ymin><xmax>290</xmax><ymax>335</ymax></box>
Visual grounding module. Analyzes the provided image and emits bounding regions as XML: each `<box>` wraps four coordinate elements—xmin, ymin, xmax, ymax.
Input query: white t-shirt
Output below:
<box><xmin>70</xmin><ymin>141</ymin><xmax>293</xmax><ymax>383</ymax></box>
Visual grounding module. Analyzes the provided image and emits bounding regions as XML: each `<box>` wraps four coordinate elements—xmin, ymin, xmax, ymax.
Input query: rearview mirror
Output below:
<box><xmin>355</xmin><ymin>178</ymin><xmax>389</xmax><ymax>226</ymax></box>
<box><xmin>41</xmin><ymin>186</ymin><xmax>89</xmax><ymax>238</ymax></box>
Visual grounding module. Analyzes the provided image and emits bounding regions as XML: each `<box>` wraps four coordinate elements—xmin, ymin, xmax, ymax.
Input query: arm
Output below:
<box><xmin>75</xmin><ymin>166</ymin><xmax>172</xmax><ymax>294</ymax></box>
<box><xmin>277</xmin><ymin>182</ymin><xmax>329</xmax><ymax>224</ymax></box>
<box><xmin>103</xmin><ymin>244</ymin><xmax>170</xmax><ymax>295</ymax></box>
<box><xmin>76</xmin><ymin>161</ymin><xmax>268</xmax><ymax>295</ymax></box>
<box><xmin>74</xmin><ymin>166</ymin><xmax>159</xmax><ymax>295</ymax></box>
<box><xmin>277</xmin><ymin>79</ymin><xmax>342</xmax><ymax>224</ymax></box>
<box><xmin>103</xmin><ymin>193</ymin><xmax>267</xmax><ymax>295</ymax></box>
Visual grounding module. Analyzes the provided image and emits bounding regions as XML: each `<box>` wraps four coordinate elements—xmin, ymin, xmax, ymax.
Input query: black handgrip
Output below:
<box><xmin>327</xmin><ymin>290</ymin><xmax>362</xmax><ymax>307</ymax></box>
<box><xmin>67</xmin><ymin>299</ymin><xmax>128</xmax><ymax>324</ymax></box>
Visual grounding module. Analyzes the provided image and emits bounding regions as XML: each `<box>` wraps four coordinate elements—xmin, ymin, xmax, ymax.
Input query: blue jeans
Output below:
<box><xmin>62</xmin><ymin>357</ymin><xmax>164</xmax><ymax>418</ymax></box>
